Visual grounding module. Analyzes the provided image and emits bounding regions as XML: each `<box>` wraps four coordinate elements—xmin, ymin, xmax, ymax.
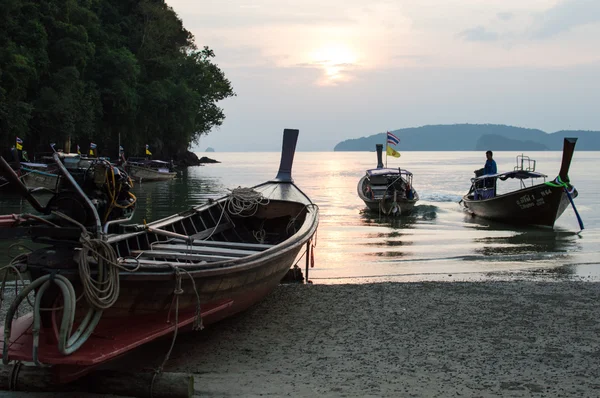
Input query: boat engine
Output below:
<box><xmin>46</xmin><ymin>159</ymin><xmax>136</xmax><ymax>231</ymax></box>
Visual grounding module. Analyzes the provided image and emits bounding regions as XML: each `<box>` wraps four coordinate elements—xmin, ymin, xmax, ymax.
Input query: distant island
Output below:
<box><xmin>206</xmin><ymin>147</ymin><xmax>215</xmax><ymax>152</ymax></box>
<box><xmin>333</xmin><ymin>124</ymin><xmax>600</xmax><ymax>151</ymax></box>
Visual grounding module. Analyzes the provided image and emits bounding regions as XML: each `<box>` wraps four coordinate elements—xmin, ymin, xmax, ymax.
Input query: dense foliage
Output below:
<box><xmin>0</xmin><ymin>0</ymin><xmax>235</xmax><ymax>159</ymax></box>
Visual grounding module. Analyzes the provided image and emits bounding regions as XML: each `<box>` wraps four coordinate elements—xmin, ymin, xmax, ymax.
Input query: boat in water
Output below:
<box><xmin>126</xmin><ymin>158</ymin><xmax>177</xmax><ymax>182</ymax></box>
<box><xmin>357</xmin><ymin>144</ymin><xmax>419</xmax><ymax>215</ymax></box>
<box><xmin>0</xmin><ymin>129</ymin><xmax>318</xmax><ymax>383</ymax></box>
<box><xmin>19</xmin><ymin>161</ymin><xmax>63</xmax><ymax>191</ymax></box>
<box><xmin>0</xmin><ymin>149</ymin><xmax>61</xmax><ymax>192</ymax></box>
<box><xmin>461</xmin><ymin>137</ymin><xmax>582</xmax><ymax>229</ymax></box>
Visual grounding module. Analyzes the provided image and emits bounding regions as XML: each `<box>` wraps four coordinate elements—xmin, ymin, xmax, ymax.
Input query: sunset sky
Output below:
<box><xmin>166</xmin><ymin>0</ymin><xmax>600</xmax><ymax>151</ymax></box>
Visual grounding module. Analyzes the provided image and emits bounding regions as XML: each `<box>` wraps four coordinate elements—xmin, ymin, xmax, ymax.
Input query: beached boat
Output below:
<box><xmin>357</xmin><ymin>144</ymin><xmax>419</xmax><ymax>215</ymax></box>
<box><xmin>0</xmin><ymin>129</ymin><xmax>318</xmax><ymax>383</ymax></box>
<box><xmin>126</xmin><ymin>158</ymin><xmax>177</xmax><ymax>182</ymax></box>
<box><xmin>461</xmin><ymin>138</ymin><xmax>582</xmax><ymax>229</ymax></box>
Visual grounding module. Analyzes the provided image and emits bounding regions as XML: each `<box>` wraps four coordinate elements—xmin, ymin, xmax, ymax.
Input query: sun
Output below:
<box><xmin>309</xmin><ymin>43</ymin><xmax>358</xmax><ymax>85</ymax></box>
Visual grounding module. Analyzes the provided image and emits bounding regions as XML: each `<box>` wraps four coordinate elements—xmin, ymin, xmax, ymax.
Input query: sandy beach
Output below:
<box><xmin>2</xmin><ymin>280</ymin><xmax>600</xmax><ymax>397</ymax></box>
<box><xmin>157</xmin><ymin>280</ymin><xmax>600</xmax><ymax>397</ymax></box>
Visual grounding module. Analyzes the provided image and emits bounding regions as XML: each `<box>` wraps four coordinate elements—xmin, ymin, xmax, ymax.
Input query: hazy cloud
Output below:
<box><xmin>531</xmin><ymin>0</ymin><xmax>600</xmax><ymax>38</ymax></box>
<box><xmin>497</xmin><ymin>12</ymin><xmax>514</xmax><ymax>21</ymax></box>
<box><xmin>179</xmin><ymin>11</ymin><xmax>355</xmax><ymax>29</ymax></box>
<box><xmin>458</xmin><ymin>26</ymin><xmax>499</xmax><ymax>42</ymax></box>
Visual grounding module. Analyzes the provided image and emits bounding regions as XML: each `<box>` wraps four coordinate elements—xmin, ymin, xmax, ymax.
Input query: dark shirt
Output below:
<box><xmin>484</xmin><ymin>159</ymin><xmax>497</xmax><ymax>175</ymax></box>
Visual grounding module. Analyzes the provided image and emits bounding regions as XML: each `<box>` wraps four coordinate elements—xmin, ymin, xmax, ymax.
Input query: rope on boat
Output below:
<box><xmin>2</xmin><ymin>211</ymin><xmax>144</xmax><ymax>366</ymax></box>
<box><xmin>545</xmin><ymin>176</ymin><xmax>584</xmax><ymax>231</ymax></box>
<box><xmin>253</xmin><ymin>227</ymin><xmax>266</xmax><ymax>244</ymax></box>
<box><xmin>78</xmin><ymin>236</ymin><xmax>121</xmax><ymax>309</ymax></box>
<box><xmin>227</xmin><ymin>187</ymin><xmax>270</xmax><ymax>217</ymax></box>
<box><xmin>150</xmin><ymin>266</ymin><xmax>203</xmax><ymax>398</ymax></box>
<box><xmin>286</xmin><ymin>203</ymin><xmax>316</xmax><ymax>235</ymax></box>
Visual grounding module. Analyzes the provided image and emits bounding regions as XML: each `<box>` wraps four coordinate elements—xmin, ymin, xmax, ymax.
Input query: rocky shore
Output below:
<box><xmin>174</xmin><ymin>150</ymin><xmax>219</xmax><ymax>167</ymax></box>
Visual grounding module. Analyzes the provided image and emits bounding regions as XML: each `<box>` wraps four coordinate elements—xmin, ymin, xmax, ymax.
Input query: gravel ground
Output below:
<box><xmin>2</xmin><ymin>281</ymin><xmax>600</xmax><ymax>397</ymax></box>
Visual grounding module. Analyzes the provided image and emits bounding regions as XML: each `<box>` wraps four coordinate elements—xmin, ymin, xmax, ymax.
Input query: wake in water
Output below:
<box><xmin>360</xmin><ymin>203</ymin><xmax>439</xmax><ymax>222</ymax></box>
<box><xmin>420</xmin><ymin>192</ymin><xmax>463</xmax><ymax>202</ymax></box>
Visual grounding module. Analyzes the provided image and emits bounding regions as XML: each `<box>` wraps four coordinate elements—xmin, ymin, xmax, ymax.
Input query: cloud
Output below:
<box><xmin>531</xmin><ymin>0</ymin><xmax>600</xmax><ymax>38</ymax></box>
<box><xmin>497</xmin><ymin>12</ymin><xmax>514</xmax><ymax>21</ymax></box>
<box><xmin>458</xmin><ymin>26</ymin><xmax>499</xmax><ymax>42</ymax></box>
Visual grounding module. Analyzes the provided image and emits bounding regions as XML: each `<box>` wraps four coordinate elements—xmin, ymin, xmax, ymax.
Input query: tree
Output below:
<box><xmin>0</xmin><ymin>0</ymin><xmax>235</xmax><ymax>159</ymax></box>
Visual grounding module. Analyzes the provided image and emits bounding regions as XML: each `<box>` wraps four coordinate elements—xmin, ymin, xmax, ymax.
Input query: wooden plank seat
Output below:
<box><xmin>150</xmin><ymin>243</ymin><xmax>261</xmax><ymax>257</ymax></box>
<box><xmin>119</xmin><ymin>257</ymin><xmax>232</xmax><ymax>270</ymax></box>
<box><xmin>188</xmin><ymin>240</ymin><xmax>274</xmax><ymax>250</ymax></box>
<box><xmin>130</xmin><ymin>250</ymin><xmax>238</xmax><ymax>263</ymax></box>
<box><xmin>189</xmin><ymin>221</ymin><xmax>234</xmax><ymax>240</ymax></box>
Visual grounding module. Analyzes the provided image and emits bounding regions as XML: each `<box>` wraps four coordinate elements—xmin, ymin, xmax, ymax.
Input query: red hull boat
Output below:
<box><xmin>0</xmin><ymin>129</ymin><xmax>318</xmax><ymax>383</ymax></box>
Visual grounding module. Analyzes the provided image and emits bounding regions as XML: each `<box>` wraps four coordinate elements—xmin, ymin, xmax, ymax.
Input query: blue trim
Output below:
<box><xmin>22</xmin><ymin>167</ymin><xmax>59</xmax><ymax>178</ymax></box>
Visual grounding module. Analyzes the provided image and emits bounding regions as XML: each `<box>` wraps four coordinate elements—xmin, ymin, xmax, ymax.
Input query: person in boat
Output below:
<box><xmin>475</xmin><ymin>150</ymin><xmax>497</xmax><ymax>196</ymax></box>
<box><xmin>473</xmin><ymin>150</ymin><xmax>498</xmax><ymax>198</ymax></box>
<box><xmin>406</xmin><ymin>182</ymin><xmax>414</xmax><ymax>200</ymax></box>
<box><xmin>483</xmin><ymin>150</ymin><xmax>497</xmax><ymax>175</ymax></box>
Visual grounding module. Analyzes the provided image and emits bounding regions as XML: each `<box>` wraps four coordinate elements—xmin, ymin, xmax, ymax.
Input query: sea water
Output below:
<box><xmin>1</xmin><ymin>151</ymin><xmax>598</xmax><ymax>283</ymax></box>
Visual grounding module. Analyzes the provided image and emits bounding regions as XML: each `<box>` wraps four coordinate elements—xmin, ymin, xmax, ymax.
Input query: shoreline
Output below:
<box><xmin>2</xmin><ymin>280</ymin><xmax>599</xmax><ymax>397</ymax></box>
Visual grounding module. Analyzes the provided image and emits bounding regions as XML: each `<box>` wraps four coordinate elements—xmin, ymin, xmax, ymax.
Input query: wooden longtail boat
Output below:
<box><xmin>461</xmin><ymin>138</ymin><xmax>582</xmax><ymax>229</ymax></box>
<box><xmin>357</xmin><ymin>144</ymin><xmax>419</xmax><ymax>215</ymax></box>
<box><xmin>127</xmin><ymin>159</ymin><xmax>177</xmax><ymax>182</ymax></box>
<box><xmin>0</xmin><ymin>129</ymin><xmax>318</xmax><ymax>383</ymax></box>
<box><xmin>19</xmin><ymin>162</ymin><xmax>62</xmax><ymax>191</ymax></box>
<box><xmin>0</xmin><ymin>150</ymin><xmax>61</xmax><ymax>192</ymax></box>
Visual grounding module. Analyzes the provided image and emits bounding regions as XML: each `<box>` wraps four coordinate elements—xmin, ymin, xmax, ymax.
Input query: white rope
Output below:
<box><xmin>226</xmin><ymin>187</ymin><xmax>269</xmax><ymax>217</ymax></box>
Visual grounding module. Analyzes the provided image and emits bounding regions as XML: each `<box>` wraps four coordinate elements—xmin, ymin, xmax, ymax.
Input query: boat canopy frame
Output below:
<box><xmin>471</xmin><ymin>152</ymin><xmax>550</xmax><ymax>191</ymax></box>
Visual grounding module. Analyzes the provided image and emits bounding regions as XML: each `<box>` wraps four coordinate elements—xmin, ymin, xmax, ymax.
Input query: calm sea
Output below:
<box><xmin>2</xmin><ymin>151</ymin><xmax>599</xmax><ymax>283</ymax></box>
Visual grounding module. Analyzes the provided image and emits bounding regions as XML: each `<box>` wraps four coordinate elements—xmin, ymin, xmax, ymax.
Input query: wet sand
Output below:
<box><xmin>2</xmin><ymin>281</ymin><xmax>600</xmax><ymax>397</ymax></box>
<box><xmin>161</xmin><ymin>281</ymin><xmax>600</xmax><ymax>397</ymax></box>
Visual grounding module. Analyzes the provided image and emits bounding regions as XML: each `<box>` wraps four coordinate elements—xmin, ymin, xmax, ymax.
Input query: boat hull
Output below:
<box><xmin>21</xmin><ymin>168</ymin><xmax>61</xmax><ymax>191</ymax></box>
<box><xmin>462</xmin><ymin>183</ymin><xmax>576</xmax><ymax>227</ymax></box>
<box><xmin>3</xmin><ymin>237</ymin><xmax>305</xmax><ymax>377</ymax></box>
<box><xmin>127</xmin><ymin>165</ymin><xmax>177</xmax><ymax>182</ymax></box>
<box><xmin>0</xmin><ymin>128</ymin><xmax>318</xmax><ymax>382</ymax></box>
<box><xmin>2</xmin><ymin>186</ymin><xmax>318</xmax><ymax>380</ymax></box>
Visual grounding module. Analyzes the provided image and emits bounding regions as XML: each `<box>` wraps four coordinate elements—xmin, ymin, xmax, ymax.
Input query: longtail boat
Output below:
<box><xmin>0</xmin><ymin>128</ymin><xmax>318</xmax><ymax>383</ymax></box>
<box><xmin>461</xmin><ymin>137</ymin><xmax>583</xmax><ymax>229</ymax></box>
<box><xmin>357</xmin><ymin>144</ymin><xmax>419</xmax><ymax>215</ymax></box>
<box><xmin>126</xmin><ymin>158</ymin><xmax>177</xmax><ymax>182</ymax></box>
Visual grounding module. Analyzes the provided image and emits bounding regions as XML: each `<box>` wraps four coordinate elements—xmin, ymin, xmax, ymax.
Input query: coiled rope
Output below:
<box><xmin>226</xmin><ymin>187</ymin><xmax>270</xmax><ymax>217</ymax></box>
<box><xmin>3</xmin><ymin>211</ymin><xmax>141</xmax><ymax>366</ymax></box>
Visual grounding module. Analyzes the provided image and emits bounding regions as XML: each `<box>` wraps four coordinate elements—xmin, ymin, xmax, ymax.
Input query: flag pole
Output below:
<box><xmin>385</xmin><ymin>130</ymin><xmax>388</xmax><ymax>168</ymax></box>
